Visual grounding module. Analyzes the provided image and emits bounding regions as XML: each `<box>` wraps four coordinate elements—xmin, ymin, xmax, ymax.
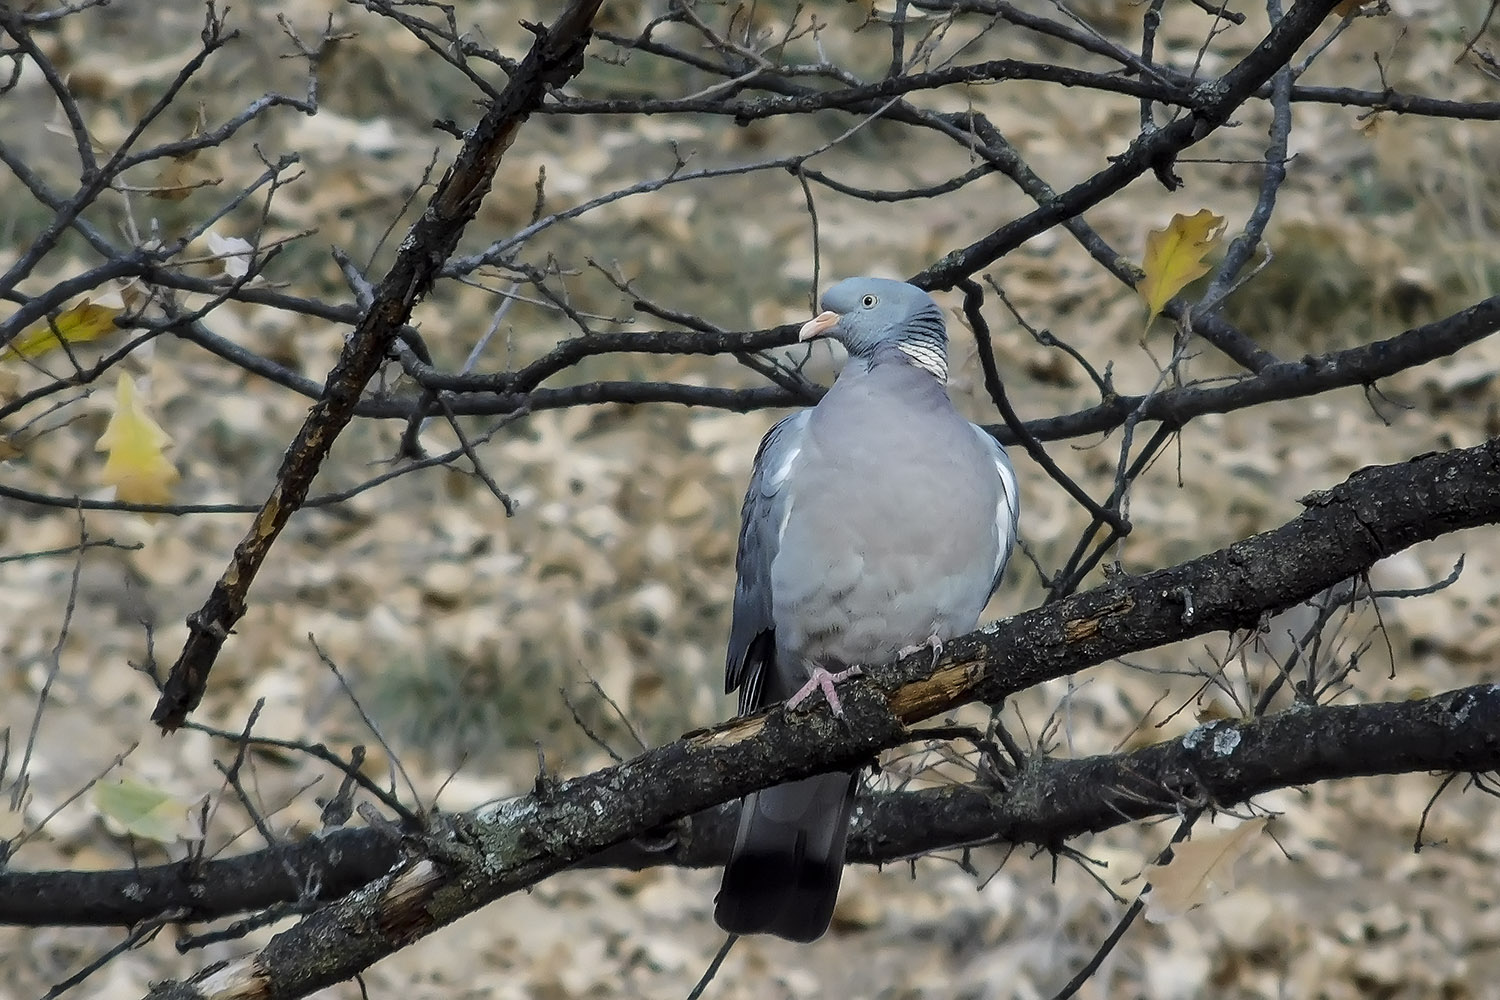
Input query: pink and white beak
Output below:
<box><xmin>798</xmin><ymin>310</ymin><xmax>840</xmax><ymax>342</ymax></box>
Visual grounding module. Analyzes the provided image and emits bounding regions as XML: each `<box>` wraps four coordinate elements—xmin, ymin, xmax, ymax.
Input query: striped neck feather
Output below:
<box><xmin>896</xmin><ymin>341</ymin><xmax>949</xmax><ymax>380</ymax></box>
<box><xmin>893</xmin><ymin>309</ymin><xmax>949</xmax><ymax>380</ymax></box>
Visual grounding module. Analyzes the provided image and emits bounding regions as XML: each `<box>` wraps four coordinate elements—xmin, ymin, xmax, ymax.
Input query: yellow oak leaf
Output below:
<box><xmin>3</xmin><ymin>299</ymin><xmax>121</xmax><ymax>362</ymax></box>
<box><xmin>1139</xmin><ymin>209</ymin><xmax>1226</xmax><ymax>329</ymax></box>
<box><xmin>96</xmin><ymin>373</ymin><xmax>179</xmax><ymax>505</ymax></box>
<box><xmin>1144</xmin><ymin>817</ymin><xmax>1266</xmax><ymax>922</ymax></box>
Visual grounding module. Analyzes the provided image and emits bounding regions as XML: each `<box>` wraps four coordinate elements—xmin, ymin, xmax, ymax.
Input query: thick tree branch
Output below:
<box><xmin>0</xmin><ymin>827</ymin><xmax>398</xmax><ymax>928</ymax></box>
<box><xmin>9</xmin><ymin>682</ymin><xmax>1499</xmax><ymax>929</ymax></box>
<box><xmin>137</xmin><ymin>438</ymin><xmax>1500</xmax><ymax>1000</ymax></box>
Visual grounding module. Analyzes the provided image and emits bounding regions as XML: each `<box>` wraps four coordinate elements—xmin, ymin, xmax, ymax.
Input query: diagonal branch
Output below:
<box><xmin>140</xmin><ymin>437</ymin><xmax>1500</xmax><ymax>1000</ymax></box>
<box><xmin>914</xmin><ymin>0</ymin><xmax>1345</xmax><ymax>289</ymax></box>
<box><xmin>149</xmin><ymin>0</ymin><xmax>606</xmax><ymax>731</ymax></box>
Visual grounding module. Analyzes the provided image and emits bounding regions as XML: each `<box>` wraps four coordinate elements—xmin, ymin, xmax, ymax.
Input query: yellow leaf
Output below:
<box><xmin>96</xmin><ymin>374</ymin><xmax>180</xmax><ymax>505</ymax></box>
<box><xmin>3</xmin><ymin>299</ymin><xmax>121</xmax><ymax>361</ymax></box>
<box><xmin>1144</xmin><ymin>817</ymin><xmax>1266</xmax><ymax>922</ymax></box>
<box><xmin>1139</xmin><ymin>209</ymin><xmax>1226</xmax><ymax>329</ymax></box>
<box><xmin>93</xmin><ymin>777</ymin><xmax>200</xmax><ymax>844</ymax></box>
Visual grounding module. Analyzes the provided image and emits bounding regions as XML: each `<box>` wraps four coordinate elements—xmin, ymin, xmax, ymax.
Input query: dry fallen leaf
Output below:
<box><xmin>1144</xmin><ymin>818</ymin><xmax>1267</xmax><ymax>922</ymax></box>
<box><xmin>150</xmin><ymin>151</ymin><xmax>220</xmax><ymax>201</ymax></box>
<box><xmin>1139</xmin><ymin>209</ymin><xmax>1226</xmax><ymax>329</ymax></box>
<box><xmin>1195</xmin><ymin>697</ymin><xmax>1235</xmax><ymax>722</ymax></box>
<box><xmin>871</xmin><ymin>1</ymin><xmax>933</xmax><ymax>19</ymax></box>
<box><xmin>205</xmin><ymin>230</ymin><xmax>256</xmax><ymax>280</ymax></box>
<box><xmin>96</xmin><ymin>373</ymin><xmax>180</xmax><ymax>505</ymax></box>
<box><xmin>3</xmin><ymin>299</ymin><xmax>121</xmax><ymax>362</ymax></box>
<box><xmin>147</xmin><ymin>109</ymin><xmax>220</xmax><ymax>201</ymax></box>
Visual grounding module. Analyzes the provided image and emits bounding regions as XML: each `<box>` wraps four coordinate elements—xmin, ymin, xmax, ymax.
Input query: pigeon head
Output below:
<box><xmin>798</xmin><ymin>277</ymin><xmax>948</xmax><ymax>379</ymax></box>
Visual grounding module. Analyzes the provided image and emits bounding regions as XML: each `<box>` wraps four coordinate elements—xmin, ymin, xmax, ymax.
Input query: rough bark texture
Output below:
<box><xmin>10</xmin><ymin>683</ymin><xmax>1500</xmax><ymax>929</ymax></box>
<box><xmin>126</xmin><ymin>438</ymin><xmax>1500</xmax><ymax>999</ymax></box>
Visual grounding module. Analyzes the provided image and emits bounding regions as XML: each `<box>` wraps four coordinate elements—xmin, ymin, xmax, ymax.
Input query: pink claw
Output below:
<box><xmin>786</xmin><ymin>665</ymin><xmax>865</xmax><ymax>718</ymax></box>
<box><xmin>898</xmin><ymin>634</ymin><xmax>944</xmax><ymax>669</ymax></box>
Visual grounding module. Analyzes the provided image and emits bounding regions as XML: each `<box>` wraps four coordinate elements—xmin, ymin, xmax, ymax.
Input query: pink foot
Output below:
<box><xmin>898</xmin><ymin>634</ymin><xmax>943</xmax><ymax>669</ymax></box>
<box><xmin>786</xmin><ymin>665</ymin><xmax>865</xmax><ymax>718</ymax></box>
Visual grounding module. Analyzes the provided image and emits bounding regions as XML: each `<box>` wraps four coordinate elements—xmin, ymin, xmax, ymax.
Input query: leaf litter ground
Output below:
<box><xmin>1</xmin><ymin>2</ymin><xmax>1499</xmax><ymax>998</ymax></box>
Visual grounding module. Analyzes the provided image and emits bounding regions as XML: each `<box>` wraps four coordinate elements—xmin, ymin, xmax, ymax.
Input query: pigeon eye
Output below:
<box><xmin>861</xmin><ymin>294</ymin><xmax>877</xmax><ymax>308</ymax></box>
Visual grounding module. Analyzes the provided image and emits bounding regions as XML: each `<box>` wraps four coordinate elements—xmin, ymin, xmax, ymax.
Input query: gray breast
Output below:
<box><xmin>770</xmin><ymin>362</ymin><xmax>1002</xmax><ymax>671</ymax></box>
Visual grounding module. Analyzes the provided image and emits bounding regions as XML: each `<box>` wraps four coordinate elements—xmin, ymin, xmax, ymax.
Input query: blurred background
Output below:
<box><xmin>2</xmin><ymin>1</ymin><xmax>1499</xmax><ymax>997</ymax></box>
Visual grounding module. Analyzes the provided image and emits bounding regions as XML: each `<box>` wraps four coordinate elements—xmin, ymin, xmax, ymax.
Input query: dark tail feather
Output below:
<box><xmin>714</xmin><ymin>770</ymin><xmax>857</xmax><ymax>942</ymax></box>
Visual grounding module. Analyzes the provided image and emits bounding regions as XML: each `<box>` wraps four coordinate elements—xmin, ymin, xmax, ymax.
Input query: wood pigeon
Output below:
<box><xmin>714</xmin><ymin>277</ymin><xmax>1021</xmax><ymax>942</ymax></box>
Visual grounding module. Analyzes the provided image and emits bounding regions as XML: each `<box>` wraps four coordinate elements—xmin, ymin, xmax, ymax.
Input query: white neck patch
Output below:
<box><xmin>896</xmin><ymin>341</ymin><xmax>949</xmax><ymax>381</ymax></box>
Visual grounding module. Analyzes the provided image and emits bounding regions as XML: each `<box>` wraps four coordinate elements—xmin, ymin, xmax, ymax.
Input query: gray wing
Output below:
<box><xmin>725</xmin><ymin>409</ymin><xmax>810</xmax><ymax>714</ymax></box>
<box><xmin>717</xmin><ymin>413</ymin><xmax>850</xmax><ymax>944</ymax></box>
<box><xmin>972</xmin><ymin>424</ymin><xmax>1021</xmax><ymax>595</ymax></box>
